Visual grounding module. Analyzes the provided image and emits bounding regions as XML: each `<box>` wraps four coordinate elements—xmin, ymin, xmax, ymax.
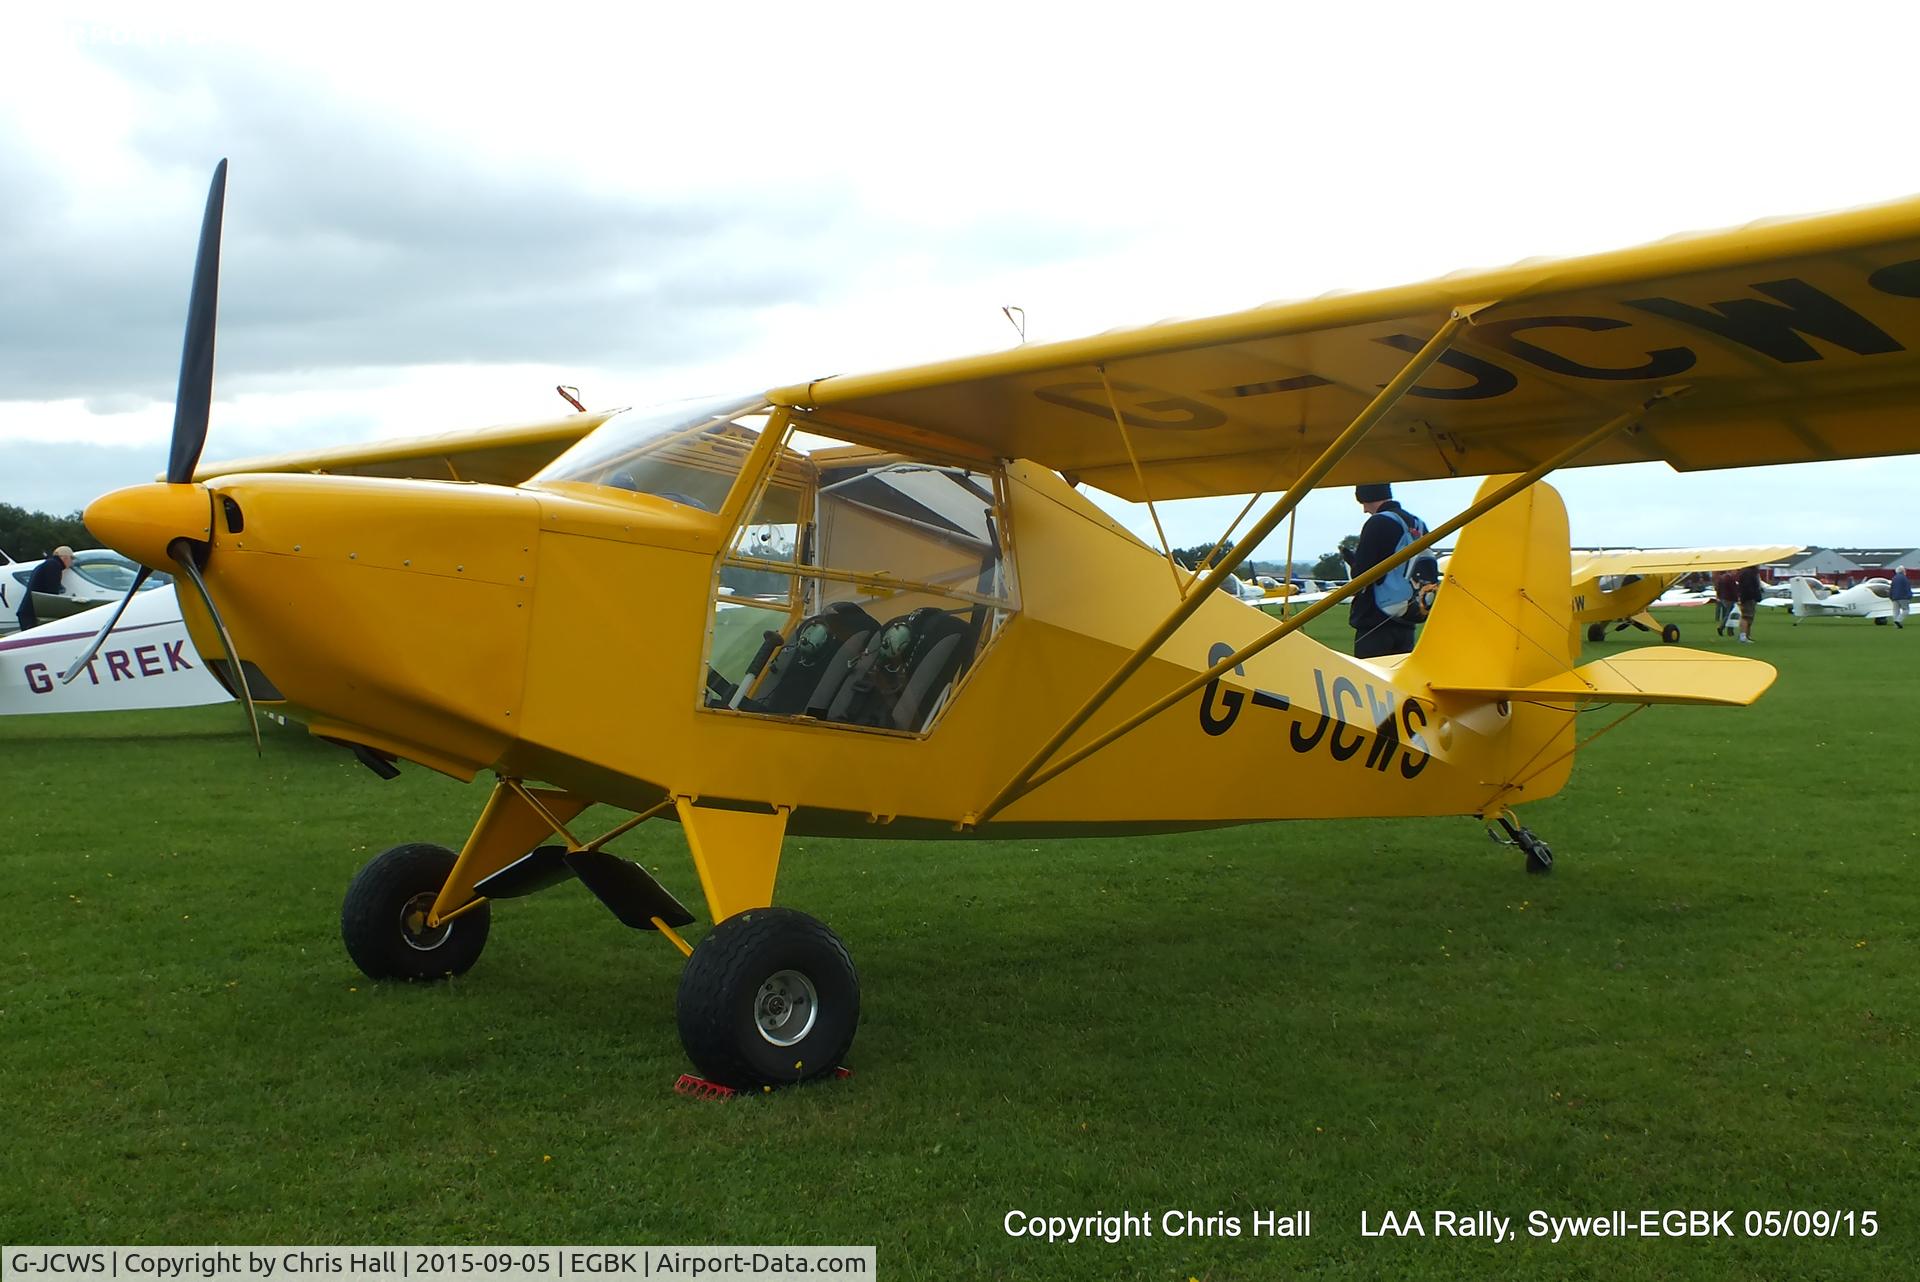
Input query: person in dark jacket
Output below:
<box><xmin>1736</xmin><ymin>564</ymin><xmax>1763</xmax><ymax>644</ymax></box>
<box><xmin>1890</xmin><ymin>565</ymin><xmax>1911</xmax><ymax>629</ymax></box>
<box><xmin>1344</xmin><ymin>483</ymin><xmax>1427</xmax><ymax>660</ymax></box>
<box><xmin>14</xmin><ymin>546</ymin><xmax>72</xmax><ymax>631</ymax></box>
<box><xmin>1713</xmin><ymin>570</ymin><xmax>1738</xmax><ymax>636</ymax></box>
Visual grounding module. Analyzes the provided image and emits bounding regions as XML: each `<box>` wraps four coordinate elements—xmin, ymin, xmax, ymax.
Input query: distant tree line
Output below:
<box><xmin>0</xmin><ymin>503</ymin><xmax>90</xmax><ymax>562</ymax></box>
<box><xmin>1170</xmin><ymin>537</ymin><xmax>1355</xmax><ymax>582</ymax></box>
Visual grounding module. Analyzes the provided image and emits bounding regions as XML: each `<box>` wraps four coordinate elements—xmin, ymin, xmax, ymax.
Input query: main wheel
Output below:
<box><xmin>1585</xmin><ymin>623</ymin><xmax>1606</xmax><ymax>643</ymax></box>
<box><xmin>341</xmin><ymin>843</ymin><xmax>490</xmax><ymax>981</ymax></box>
<box><xmin>676</xmin><ymin>907</ymin><xmax>859</xmax><ymax>1089</ymax></box>
<box><xmin>1661</xmin><ymin>623</ymin><xmax>1681</xmax><ymax>643</ymax></box>
<box><xmin>1524</xmin><ymin>839</ymin><xmax>1554</xmax><ymax>875</ymax></box>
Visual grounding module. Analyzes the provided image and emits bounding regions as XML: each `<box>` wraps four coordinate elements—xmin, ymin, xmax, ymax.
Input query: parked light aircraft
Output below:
<box><xmin>1789</xmin><ymin>574</ymin><xmax>1897</xmax><ymax>622</ymax></box>
<box><xmin>1572</xmin><ymin>546</ymin><xmax>1799</xmax><ymax>643</ymax></box>
<box><xmin>1</xmin><ymin>584</ymin><xmax>227</xmax><ymax>714</ymax></box>
<box><xmin>1223</xmin><ymin>574</ymin><xmax>1339</xmax><ymax>610</ymax></box>
<box><xmin>71</xmin><ymin>162</ymin><xmax>1920</xmax><ymax>1087</ymax></box>
<box><xmin>2</xmin><ymin>549</ymin><xmax>168</xmax><ymax>633</ymax></box>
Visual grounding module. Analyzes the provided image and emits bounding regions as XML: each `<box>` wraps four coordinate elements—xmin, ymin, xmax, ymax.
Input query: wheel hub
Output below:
<box><xmin>754</xmin><ymin>969</ymin><xmax>819</xmax><ymax>1046</ymax></box>
<box><xmin>399</xmin><ymin>891</ymin><xmax>452</xmax><ymax>951</ymax></box>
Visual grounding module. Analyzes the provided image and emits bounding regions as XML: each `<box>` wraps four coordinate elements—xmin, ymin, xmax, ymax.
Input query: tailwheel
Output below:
<box><xmin>1490</xmin><ymin>815</ymin><xmax>1554</xmax><ymax>876</ymax></box>
<box><xmin>341</xmin><ymin>842</ymin><xmax>490</xmax><ymax>981</ymax></box>
<box><xmin>1661</xmin><ymin>623</ymin><xmax>1681</xmax><ymax>643</ymax></box>
<box><xmin>676</xmin><ymin>907</ymin><xmax>859</xmax><ymax>1089</ymax></box>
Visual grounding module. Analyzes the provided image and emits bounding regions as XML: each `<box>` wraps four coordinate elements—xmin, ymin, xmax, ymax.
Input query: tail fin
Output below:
<box><xmin>1790</xmin><ymin>576</ymin><xmax>1827</xmax><ymax>608</ymax></box>
<box><xmin>1406</xmin><ymin>475</ymin><xmax>1574</xmax><ymax>693</ymax></box>
<box><xmin>1409</xmin><ymin>475</ymin><xmax>1775</xmax><ymax>712</ymax></box>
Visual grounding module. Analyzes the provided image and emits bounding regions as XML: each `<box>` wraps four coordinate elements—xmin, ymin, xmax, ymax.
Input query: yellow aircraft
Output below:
<box><xmin>73</xmin><ymin>162</ymin><xmax>1920</xmax><ymax>1087</ymax></box>
<box><xmin>1572</xmin><ymin>545</ymin><xmax>1799</xmax><ymax>644</ymax></box>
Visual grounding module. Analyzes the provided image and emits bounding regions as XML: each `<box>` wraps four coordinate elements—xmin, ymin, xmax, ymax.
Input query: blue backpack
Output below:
<box><xmin>1372</xmin><ymin>508</ymin><xmax>1431</xmax><ymax>619</ymax></box>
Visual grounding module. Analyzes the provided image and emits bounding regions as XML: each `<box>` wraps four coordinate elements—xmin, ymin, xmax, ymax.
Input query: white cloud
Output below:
<box><xmin>1</xmin><ymin>0</ymin><xmax>1916</xmax><ymax>553</ymax></box>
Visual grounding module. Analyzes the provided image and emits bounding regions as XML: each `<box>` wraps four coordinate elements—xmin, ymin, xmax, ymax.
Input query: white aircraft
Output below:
<box><xmin>2</xmin><ymin>548</ymin><xmax>170</xmax><ymax>633</ymax></box>
<box><xmin>0</xmin><ymin>584</ymin><xmax>230</xmax><ymax>715</ymax></box>
<box><xmin>1789</xmin><ymin>575</ymin><xmax>1897</xmax><ymax>623</ymax></box>
<box><xmin>1211</xmin><ymin>571</ymin><xmax>1347</xmax><ymax>609</ymax></box>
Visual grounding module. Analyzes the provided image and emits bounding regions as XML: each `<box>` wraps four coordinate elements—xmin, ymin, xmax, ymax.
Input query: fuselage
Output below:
<box><xmin>86</xmin><ymin>406</ymin><xmax>1576</xmax><ymax>838</ymax></box>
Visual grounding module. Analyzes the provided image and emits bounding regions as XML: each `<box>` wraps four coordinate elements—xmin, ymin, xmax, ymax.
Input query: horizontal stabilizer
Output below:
<box><xmin>1431</xmin><ymin>646</ymin><xmax>1775</xmax><ymax>708</ymax></box>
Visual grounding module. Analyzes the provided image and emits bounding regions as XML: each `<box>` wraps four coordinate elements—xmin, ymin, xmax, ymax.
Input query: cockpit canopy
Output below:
<box><xmin>528</xmin><ymin>394</ymin><xmax>767</xmax><ymax>513</ymax></box>
<box><xmin>529</xmin><ymin>394</ymin><xmax>1018</xmax><ymax>735</ymax></box>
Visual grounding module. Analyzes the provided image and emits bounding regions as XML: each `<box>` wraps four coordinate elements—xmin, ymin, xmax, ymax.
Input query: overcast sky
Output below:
<box><xmin>5</xmin><ymin>1</ymin><xmax>1919</xmax><ymax>562</ymax></box>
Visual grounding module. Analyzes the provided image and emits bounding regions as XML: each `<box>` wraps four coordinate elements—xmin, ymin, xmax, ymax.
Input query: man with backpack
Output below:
<box><xmin>1345</xmin><ymin>483</ymin><xmax>1430</xmax><ymax>659</ymax></box>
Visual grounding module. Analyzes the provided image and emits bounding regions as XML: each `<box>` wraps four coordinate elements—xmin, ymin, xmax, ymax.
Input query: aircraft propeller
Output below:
<box><xmin>60</xmin><ymin>160</ymin><xmax>261</xmax><ymax>752</ymax></box>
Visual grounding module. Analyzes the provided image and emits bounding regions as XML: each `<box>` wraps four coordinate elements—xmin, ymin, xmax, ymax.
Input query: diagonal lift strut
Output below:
<box><xmin>967</xmin><ymin>315</ymin><xmax>1673</xmax><ymax>826</ymax></box>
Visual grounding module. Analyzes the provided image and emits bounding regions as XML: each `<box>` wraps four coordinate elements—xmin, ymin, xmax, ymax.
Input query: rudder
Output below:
<box><xmin>1406</xmin><ymin>476</ymin><xmax>1574</xmax><ymax>692</ymax></box>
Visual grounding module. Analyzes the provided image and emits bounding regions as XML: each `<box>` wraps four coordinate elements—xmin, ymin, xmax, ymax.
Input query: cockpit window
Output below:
<box><xmin>529</xmin><ymin>394</ymin><xmax>769</xmax><ymax>512</ymax></box>
<box><xmin>702</xmin><ymin>420</ymin><xmax>1017</xmax><ymax>736</ymax></box>
<box><xmin>69</xmin><ymin>551</ymin><xmax>169</xmax><ymax>591</ymax></box>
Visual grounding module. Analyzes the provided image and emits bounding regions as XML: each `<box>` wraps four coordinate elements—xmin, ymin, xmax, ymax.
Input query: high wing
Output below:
<box><xmin>1570</xmin><ymin>544</ymin><xmax>1802</xmax><ymax>581</ymax></box>
<box><xmin>771</xmin><ymin>196</ymin><xmax>1920</xmax><ymax>500</ymax></box>
<box><xmin>187</xmin><ymin>409</ymin><xmax>622</xmax><ymax>487</ymax></box>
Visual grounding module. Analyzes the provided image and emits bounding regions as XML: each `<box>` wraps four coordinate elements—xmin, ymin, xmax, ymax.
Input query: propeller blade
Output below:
<box><xmin>168</xmin><ymin>159</ymin><xmax>229</xmax><ymax>486</ymax></box>
<box><xmin>168</xmin><ymin>538</ymin><xmax>260</xmax><ymax>755</ymax></box>
<box><xmin>57</xmin><ymin>566</ymin><xmax>153</xmax><ymax>684</ymax></box>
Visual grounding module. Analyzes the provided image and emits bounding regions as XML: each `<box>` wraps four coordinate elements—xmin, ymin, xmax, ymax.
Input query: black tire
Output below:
<box><xmin>1525</xmin><ymin>841</ymin><xmax>1554</xmax><ymax>875</ymax></box>
<box><xmin>341</xmin><ymin>843</ymin><xmax>489</xmax><ymax>981</ymax></box>
<box><xmin>1661</xmin><ymin>623</ymin><xmax>1681</xmax><ymax>644</ymax></box>
<box><xmin>676</xmin><ymin>907</ymin><xmax>859</xmax><ymax>1089</ymax></box>
<box><xmin>1585</xmin><ymin>623</ymin><xmax>1606</xmax><ymax>643</ymax></box>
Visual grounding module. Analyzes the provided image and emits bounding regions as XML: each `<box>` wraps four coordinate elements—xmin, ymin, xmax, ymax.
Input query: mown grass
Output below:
<box><xmin>1</xmin><ymin>607</ymin><xmax>1914</xmax><ymax>1280</ymax></box>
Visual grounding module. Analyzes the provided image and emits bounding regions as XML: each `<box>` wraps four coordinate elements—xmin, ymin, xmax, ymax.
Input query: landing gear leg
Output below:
<box><xmin>671</xmin><ymin>799</ymin><xmax>857</xmax><ymax>1088</ymax></box>
<box><xmin>1490</xmin><ymin>815</ymin><xmax>1554</xmax><ymax>875</ymax></box>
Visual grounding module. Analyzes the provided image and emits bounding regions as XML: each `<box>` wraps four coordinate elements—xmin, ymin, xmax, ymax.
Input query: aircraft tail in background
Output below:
<box><xmin>1790</xmin><ymin>576</ymin><xmax>1831</xmax><ymax>612</ymax></box>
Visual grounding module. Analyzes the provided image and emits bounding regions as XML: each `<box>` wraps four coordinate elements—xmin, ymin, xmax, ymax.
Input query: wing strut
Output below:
<box><xmin>968</xmin><ymin>390</ymin><xmax>1672</xmax><ymax>827</ymax></box>
<box><xmin>1098</xmin><ymin>363</ymin><xmax>1186</xmax><ymax>597</ymax></box>
<box><xmin>967</xmin><ymin>309</ymin><xmax>1478</xmax><ymax>827</ymax></box>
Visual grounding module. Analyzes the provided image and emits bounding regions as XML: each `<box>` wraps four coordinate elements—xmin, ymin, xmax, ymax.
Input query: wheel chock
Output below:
<box><xmin>673</xmin><ymin>1067</ymin><xmax>853</xmax><ymax>1100</ymax></box>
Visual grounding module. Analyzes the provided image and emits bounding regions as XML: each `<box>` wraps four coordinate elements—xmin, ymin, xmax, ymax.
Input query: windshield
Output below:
<box><xmin>69</xmin><ymin>551</ymin><xmax>170</xmax><ymax>591</ymax></box>
<box><xmin>529</xmin><ymin>394</ymin><xmax>769</xmax><ymax>512</ymax></box>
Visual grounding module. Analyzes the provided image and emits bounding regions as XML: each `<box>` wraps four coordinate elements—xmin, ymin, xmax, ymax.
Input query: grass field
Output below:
<box><xmin>2</xmin><ymin>606</ymin><xmax>1915</xmax><ymax>1280</ymax></box>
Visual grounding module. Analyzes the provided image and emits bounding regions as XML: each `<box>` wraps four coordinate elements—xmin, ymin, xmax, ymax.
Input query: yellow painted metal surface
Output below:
<box><xmin>1433</xmin><ymin>647</ymin><xmax>1777</xmax><ymax>708</ymax></box>
<box><xmin>83</xmin><ymin>484</ymin><xmax>214</xmax><ymax>568</ymax></box>
<box><xmin>501</xmin><ymin>462</ymin><xmax>1592</xmax><ymax>831</ymax></box>
<box><xmin>159</xmin><ymin>473</ymin><xmax>542</xmax><ymax>779</ymax></box>
<box><xmin>432</xmin><ymin>781</ymin><xmax>593</xmax><ymax>921</ymax></box>
<box><xmin>675</xmin><ymin>799</ymin><xmax>789</xmax><ymax>922</ymax></box>
<box><xmin>189</xmin><ymin>410</ymin><xmax>621</xmax><ymax>488</ymax></box>
<box><xmin>771</xmin><ymin>196</ymin><xmax>1920</xmax><ymax>498</ymax></box>
<box><xmin>1569</xmin><ymin>544</ymin><xmax>1801</xmax><ymax>581</ymax></box>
